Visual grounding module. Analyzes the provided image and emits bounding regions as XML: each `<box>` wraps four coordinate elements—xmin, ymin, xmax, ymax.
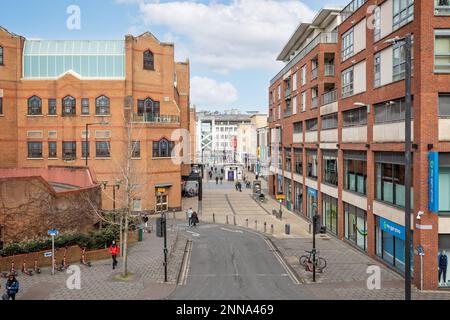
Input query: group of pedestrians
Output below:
<box><xmin>208</xmin><ymin>166</ymin><xmax>224</xmax><ymax>185</ymax></box>
<box><xmin>186</xmin><ymin>207</ymin><xmax>199</xmax><ymax>227</ymax></box>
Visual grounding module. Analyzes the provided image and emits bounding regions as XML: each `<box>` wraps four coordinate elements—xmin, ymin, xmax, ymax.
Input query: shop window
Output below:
<box><xmin>344</xmin><ymin>203</ymin><xmax>367</xmax><ymax>251</ymax></box>
<box><xmin>306</xmin><ymin>149</ymin><xmax>318</xmax><ymax>179</ymax></box>
<box><xmin>323</xmin><ymin>194</ymin><xmax>338</xmax><ymax>235</ymax></box>
<box><xmin>294</xmin><ymin>182</ymin><xmax>303</xmax><ymax>215</ymax></box>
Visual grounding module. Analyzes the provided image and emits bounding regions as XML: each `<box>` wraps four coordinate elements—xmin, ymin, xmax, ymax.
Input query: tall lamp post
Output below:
<box><xmin>85</xmin><ymin>121</ymin><xmax>109</xmax><ymax>167</ymax></box>
<box><xmin>385</xmin><ymin>33</ymin><xmax>413</xmax><ymax>301</ymax></box>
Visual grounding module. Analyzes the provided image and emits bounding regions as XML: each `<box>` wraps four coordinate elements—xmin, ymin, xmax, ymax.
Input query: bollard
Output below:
<box><xmin>226</xmin><ymin>215</ymin><xmax>229</xmax><ymax>225</ymax></box>
<box><xmin>173</xmin><ymin>211</ymin><xmax>176</xmax><ymax>219</ymax></box>
<box><xmin>264</xmin><ymin>222</ymin><xmax>267</xmax><ymax>233</ymax></box>
<box><xmin>255</xmin><ymin>220</ymin><xmax>258</xmax><ymax>230</ymax></box>
<box><xmin>233</xmin><ymin>216</ymin><xmax>236</xmax><ymax>226</ymax></box>
<box><xmin>285</xmin><ymin>224</ymin><xmax>291</xmax><ymax>235</ymax></box>
<box><xmin>271</xmin><ymin>224</ymin><xmax>274</xmax><ymax>234</ymax></box>
<box><xmin>246</xmin><ymin>219</ymin><xmax>249</xmax><ymax>228</ymax></box>
<box><xmin>213</xmin><ymin>213</ymin><xmax>216</xmax><ymax>224</ymax></box>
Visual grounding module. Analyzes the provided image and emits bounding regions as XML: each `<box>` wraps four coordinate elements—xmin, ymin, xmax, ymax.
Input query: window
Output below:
<box><xmin>62</xmin><ymin>96</ymin><xmax>76</xmax><ymax>116</ymax></box>
<box><xmin>96</xmin><ymin>141</ymin><xmax>111</xmax><ymax>158</ymax></box>
<box><xmin>293</xmin><ymin>96</ymin><xmax>297</xmax><ymax>114</ymax></box>
<box><xmin>133</xmin><ymin>199</ymin><xmax>142</xmax><ymax>212</ymax></box>
<box><xmin>137</xmin><ymin>98</ymin><xmax>160</xmax><ymax>118</ymax></box>
<box><xmin>48</xmin><ymin>142</ymin><xmax>57</xmax><ymax>158</ymax></box>
<box><xmin>375</xmin><ymin>153</ymin><xmax>413</xmax><ymax>208</ymax></box>
<box><xmin>374</xmin><ymin>52</ymin><xmax>381</xmax><ymax>87</ymax></box>
<box><xmin>435</xmin><ymin>31</ymin><xmax>450</xmax><ymax>73</ymax></box>
<box><xmin>323</xmin><ymin>194</ymin><xmax>338</xmax><ymax>235</ymax></box>
<box><xmin>294</xmin><ymin>148</ymin><xmax>303</xmax><ymax>175</ymax></box>
<box><xmin>344</xmin><ymin>203</ymin><xmax>367</xmax><ymax>251</ymax></box>
<box><xmin>28</xmin><ymin>142</ymin><xmax>42</xmax><ymax>158</ymax></box>
<box><xmin>343</xmin><ymin>107</ymin><xmax>367</xmax><ymax>127</ymax></box>
<box><xmin>393</xmin><ymin>0</ymin><xmax>414</xmax><ymax>31</ymax></box>
<box><xmin>82</xmin><ymin>141</ymin><xmax>90</xmax><ymax>158</ymax></box>
<box><xmin>0</xmin><ymin>97</ymin><xmax>2</xmax><ymax>114</ymax></box>
<box><xmin>96</xmin><ymin>95</ymin><xmax>110</xmax><ymax>115</ymax></box>
<box><xmin>301</xmin><ymin>65</ymin><xmax>306</xmax><ymax>86</ymax></box>
<box><xmin>285</xmin><ymin>148</ymin><xmax>292</xmax><ymax>172</ymax></box>
<box><xmin>0</xmin><ymin>46</ymin><xmax>3</xmax><ymax>65</ymax></box>
<box><xmin>153</xmin><ymin>139</ymin><xmax>175</xmax><ymax>158</ymax></box>
<box><xmin>62</xmin><ymin>141</ymin><xmax>76</xmax><ymax>160</ymax></box>
<box><xmin>306</xmin><ymin>149</ymin><xmax>318</xmax><ymax>179</ymax></box>
<box><xmin>306</xmin><ymin>118</ymin><xmax>318</xmax><ymax>131</ymax></box>
<box><xmin>294</xmin><ymin>122</ymin><xmax>303</xmax><ymax>134</ymax></box>
<box><xmin>28</xmin><ymin>96</ymin><xmax>42</xmax><ymax>115</ymax></box>
<box><xmin>435</xmin><ymin>0</ymin><xmax>450</xmax><ymax>15</ymax></box>
<box><xmin>132</xmin><ymin>141</ymin><xmax>141</xmax><ymax>158</ymax></box>
<box><xmin>323</xmin><ymin>151</ymin><xmax>338</xmax><ymax>186</ymax></box>
<box><xmin>278</xmin><ymin>85</ymin><xmax>281</xmax><ymax>100</ymax></box>
<box><xmin>143</xmin><ymin>50</ymin><xmax>154</xmax><ymax>70</ymax></box>
<box><xmin>302</xmin><ymin>92</ymin><xmax>307</xmax><ymax>112</ymax></box>
<box><xmin>81</xmin><ymin>98</ymin><xmax>89</xmax><ymax>115</ymax></box>
<box><xmin>344</xmin><ymin>152</ymin><xmax>367</xmax><ymax>195</ymax></box>
<box><xmin>321</xmin><ymin>113</ymin><xmax>338</xmax><ymax>130</ymax></box>
<box><xmin>439</xmin><ymin>94</ymin><xmax>450</xmax><ymax>116</ymax></box>
<box><xmin>293</xmin><ymin>72</ymin><xmax>297</xmax><ymax>90</ymax></box>
<box><xmin>48</xmin><ymin>99</ymin><xmax>56</xmax><ymax>115</ymax></box>
<box><xmin>342</xmin><ymin>67</ymin><xmax>354</xmax><ymax>97</ymax></box>
<box><xmin>342</xmin><ymin>28</ymin><xmax>354</xmax><ymax>61</ymax></box>
<box><xmin>373</xmin><ymin>6</ymin><xmax>381</xmax><ymax>41</ymax></box>
<box><xmin>374</xmin><ymin>98</ymin><xmax>412</xmax><ymax>124</ymax></box>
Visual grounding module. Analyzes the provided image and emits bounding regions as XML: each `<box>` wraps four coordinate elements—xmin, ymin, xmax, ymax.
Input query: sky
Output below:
<box><xmin>0</xmin><ymin>0</ymin><xmax>349</xmax><ymax>112</ymax></box>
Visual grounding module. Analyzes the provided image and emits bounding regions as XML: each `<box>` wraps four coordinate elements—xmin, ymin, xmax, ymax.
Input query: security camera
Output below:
<box><xmin>417</xmin><ymin>211</ymin><xmax>424</xmax><ymax>220</ymax></box>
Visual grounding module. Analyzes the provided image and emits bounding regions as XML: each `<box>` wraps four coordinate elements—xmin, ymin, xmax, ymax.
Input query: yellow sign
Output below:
<box><xmin>276</xmin><ymin>194</ymin><xmax>285</xmax><ymax>200</ymax></box>
<box><xmin>157</xmin><ymin>188</ymin><xmax>166</xmax><ymax>194</ymax></box>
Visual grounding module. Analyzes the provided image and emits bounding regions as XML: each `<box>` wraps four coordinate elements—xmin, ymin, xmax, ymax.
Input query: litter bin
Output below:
<box><xmin>138</xmin><ymin>225</ymin><xmax>143</xmax><ymax>242</ymax></box>
<box><xmin>285</xmin><ymin>224</ymin><xmax>291</xmax><ymax>235</ymax></box>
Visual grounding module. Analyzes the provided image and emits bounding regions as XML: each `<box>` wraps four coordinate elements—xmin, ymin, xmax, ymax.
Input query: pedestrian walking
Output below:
<box><xmin>143</xmin><ymin>215</ymin><xmax>149</xmax><ymax>233</ymax></box>
<box><xmin>191</xmin><ymin>211</ymin><xmax>199</xmax><ymax>227</ymax></box>
<box><xmin>215</xmin><ymin>176</ymin><xmax>219</xmax><ymax>185</ymax></box>
<box><xmin>108</xmin><ymin>240</ymin><xmax>120</xmax><ymax>270</ymax></box>
<box><xmin>187</xmin><ymin>207</ymin><xmax>193</xmax><ymax>227</ymax></box>
<box><xmin>238</xmin><ymin>181</ymin><xmax>242</xmax><ymax>192</ymax></box>
<box><xmin>3</xmin><ymin>274</ymin><xmax>19</xmax><ymax>300</ymax></box>
<box><xmin>220</xmin><ymin>175</ymin><xmax>223</xmax><ymax>184</ymax></box>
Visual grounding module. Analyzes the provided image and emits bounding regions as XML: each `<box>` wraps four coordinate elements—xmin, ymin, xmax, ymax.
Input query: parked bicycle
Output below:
<box><xmin>299</xmin><ymin>250</ymin><xmax>327</xmax><ymax>272</ymax></box>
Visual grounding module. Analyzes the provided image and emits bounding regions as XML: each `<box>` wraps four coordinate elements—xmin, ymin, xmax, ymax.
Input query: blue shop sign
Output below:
<box><xmin>380</xmin><ymin>217</ymin><xmax>405</xmax><ymax>241</ymax></box>
<box><xmin>307</xmin><ymin>188</ymin><xmax>317</xmax><ymax>198</ymax></box>
<box><xmin>428</xmin><ymin>152</ymin><xmax>439</xmax><ymax>213</ymax></box>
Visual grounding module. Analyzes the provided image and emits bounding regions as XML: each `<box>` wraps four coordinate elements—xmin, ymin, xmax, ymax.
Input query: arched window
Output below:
<box><xmin>62</xmin><ymin>96</ymin><xmax>76</xmax><ymax>116</ymax></box>
<box><xmin>153</xmin><ymin>138</ymin><xmax>175</xmax><ymax>158</ymax></box>
<box><xmin>0</xmin><ymin>46</ymin><xmax>3</xmax><ymax>65</ymax></box>
<box><xmin>143</xmin><ymin>50</ymin><xmax>154</xmax><ymax>70</ymax></box>
<box><xmin>27</xmin><ymin>96</ymin><xmax>42</xmax><ymax>115</ymax></box>
<box><xmin>137</xmin><ymin>97</ymin><xmax>160</xmax><ymax>119</ymax></box>
<box><xmin>96</xmin><ymin>95</ymin><xmax>110</xmax><ymax>115</ymax></box>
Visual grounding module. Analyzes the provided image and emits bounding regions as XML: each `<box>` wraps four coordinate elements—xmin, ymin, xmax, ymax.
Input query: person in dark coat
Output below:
<box><xmin>191</xmin><ymin>212</ymin><xmax>199</xmax><ymax>227</ymax></box>
<box><xmin>5</xmin><ymin>274</ymin><xmax>19</xmax><ymax>300</ymax></box>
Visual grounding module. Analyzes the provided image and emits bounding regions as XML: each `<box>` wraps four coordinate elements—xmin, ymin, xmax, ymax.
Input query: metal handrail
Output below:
<box><xmin>132</xmin><ymin>114</ymin><xmax>180</xmax><ymax>123</ymax></box>
<box><xmin>321</xmin><ymin>89</ymin><xmax>337</xmax><ymax>106</ymax></box>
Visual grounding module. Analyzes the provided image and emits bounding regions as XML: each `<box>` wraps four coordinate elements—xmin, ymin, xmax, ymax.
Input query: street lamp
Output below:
<box><xmin>85</xmin><ymin>121</ymin><xmax>109</xmax><ymax>166</ymax></box>
<box><xmin>385</xmin><ymin>33</ymin><xmax>413</xmax><ymax>301</ymax></box>
<box><xmin>102</xmin><ymin>180</ymin><xmax>121</xmax><ymax>211</ymax></box>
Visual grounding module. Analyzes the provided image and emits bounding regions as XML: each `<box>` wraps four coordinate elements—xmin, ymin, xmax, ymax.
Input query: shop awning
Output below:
<box><xmin>155</xmin><ymin>184</ymin><xmax>172</xmax><ymax>188</ymax></box>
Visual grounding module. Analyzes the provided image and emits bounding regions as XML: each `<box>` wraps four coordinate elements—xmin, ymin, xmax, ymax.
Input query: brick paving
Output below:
<box><xmin>10</xmin><ymin>222</ymin><xmax>185</xmax><ymax>300</ymax></box>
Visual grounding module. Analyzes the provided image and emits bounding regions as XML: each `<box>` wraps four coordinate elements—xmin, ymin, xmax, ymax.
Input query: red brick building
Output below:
<box><xmin>0</xmin><ymin>27</ymin><xmax>193</xmax><ymax>214</ymax></box>
<box><xmin>268</xmin><ymin>0</ymin><xmax>450</xmax><ymax>290</ymax></box>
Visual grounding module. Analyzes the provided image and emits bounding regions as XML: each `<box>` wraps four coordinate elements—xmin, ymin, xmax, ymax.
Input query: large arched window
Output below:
<box><xmin>96</xmin><ymin>95</ymin><xmax>110</xmax><ymax>115</ymax></box>
<box><xmin>62</xmin><ymin>96</ymin><xmax>76</xmax><ymax>116</ymax></box>
<box><xmin>137</xmin><ymin>97</ymin><xmax>160</xmax><ymax>119</ymax></box>
<box><xmin>0</xmin><ymin>46</ymin><xmax>3</xmax><ymax>65</ymax></box>
<box><xmin>153</xmin><ymin>138</ymin><xmax>175</xmax><ymax>158</ymax></box>
<box><xmin>27</xmin><ymin>96</ymin><xmax>42</xmax><ymax>115</ymax></box>
<box><xmin>143</xmin><ymin>50</ymin><xmax>154</xmax><ymax>70</ymax></box>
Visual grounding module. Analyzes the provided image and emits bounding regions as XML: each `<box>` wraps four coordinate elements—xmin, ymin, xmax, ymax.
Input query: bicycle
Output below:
<box><xmin>299</xmin><ymin>250</ymin><xmax>327</xmax><ymax>272</ymax></box>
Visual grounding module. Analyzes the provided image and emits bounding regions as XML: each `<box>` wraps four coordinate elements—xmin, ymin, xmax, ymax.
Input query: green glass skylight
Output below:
<box><xmin>23</xmin><ymin>40</ymin><xmax>125</xmax><ymax>79</ymax></box>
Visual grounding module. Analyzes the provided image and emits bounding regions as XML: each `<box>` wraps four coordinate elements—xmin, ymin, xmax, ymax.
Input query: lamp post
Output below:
<box><xmin>102</xmin><ymin>180</ymin><xmax>121</xmax><ymax>211</ymax></box>
<box><xmin>85</xmin><ymin>121</ymin><xmax>109</xmax><ymax>167</ymax></box>
<box><xmin>385</xmin><ymin>33</ymin><xmax>413</xmax><ymax>301</ymax></box>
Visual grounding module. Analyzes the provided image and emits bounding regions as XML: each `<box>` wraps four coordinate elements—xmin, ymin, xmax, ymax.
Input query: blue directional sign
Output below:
<box><xmin>47</xmin><ymin>229</ymin><xmax>59</xmax><ymax>236</ymax></box>
<box><xmin>44</xmin><ymin>252</ymin><xmax>53</xmax><ymax>257</ymax></box>
<box><xmin>428</xmin><ymin>152</ymin><xmax>439</xmax><ymax>212</ymax></box>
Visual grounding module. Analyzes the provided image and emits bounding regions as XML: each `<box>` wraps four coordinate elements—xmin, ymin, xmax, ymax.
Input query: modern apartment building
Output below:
<box><xmin>0</xmin><ymin>26</ymin><xmax>193</xmax><ymax>214</ymax></box>
<box><xmin>268</xmin><ymin>0</ymin><xmax>450</xmax><ymax>290</ymax></box>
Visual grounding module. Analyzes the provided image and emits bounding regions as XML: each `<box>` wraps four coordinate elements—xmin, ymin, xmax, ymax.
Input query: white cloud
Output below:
<box><xmin>124</xmin><ymin>0</ymin><xmax>315</xmax><ymax>73</ymax></box>
<box><xmin>190</xmin><ymin>76</ymin><xmax>238</xmax><ymax>107</ymax></box>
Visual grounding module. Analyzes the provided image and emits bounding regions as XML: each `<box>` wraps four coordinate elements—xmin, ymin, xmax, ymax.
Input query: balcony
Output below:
<box><xmin>435</xmin><ymin>0</ymin><xmax>450</xmax><ymax>15</ymax></box>
<box><xmin>132</xmin><ymin>114</ymin><xmax>180</xmax><ymax>124</ymax></box>
<box><xmin>321</xmin><ymin>89</ymin><xmax>337</xmax><ymax>106</ymax></box>
<box><xmin>325</xmin><ymin>64</ymin><xmax>335</xmax><ymax>77</ymax></box>
<box><xmin>341</xmin><ymin>0</ymin><xmax>367</xmax><ymax>21</ymax></box>
<box><xmin>270</xmin><ymin>32</ymin><xmax>338</xmax><ymax>86</ymax></box>
<box><xmin>311</xmin><ymin>97</ymin><xmax>319</xmax><ymax>109</ymax></box>
<box><xmin>311</xmin><ymin>67</ymin><xmax>318</xmax><ymax>80</ymax></box>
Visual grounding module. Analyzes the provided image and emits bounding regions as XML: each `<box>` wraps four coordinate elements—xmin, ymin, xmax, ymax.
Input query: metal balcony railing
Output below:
<box><xmin>311</xmin><ymin>67</ymin><xmax>318</xmax><ymax>80</ymax></box>
<box><xmin>341</xmin><ymin>0</ymin><xmax>367</xmax><ymax>22</ymax></box>
<box><xmin>311</xmin><ymin>97</ymin><xmax>319</xmax><ymax>109</ymax></box>
<box><xmin>132</xmin><ymin>114</ymin><xmax>180</xmax><ymax>123</ymax></box>
<box><xmin>435</xmin><ymin>0</ymin><xmax>450</xmax><ymax>15</ymax></box>
<box><xmin>321</xmin><ymin>89</ymin><xmax>337</xmax><ymax>106</ymax></box>
<box><xmin>270</xmin><ymin>32</ymin><xmax>338</xmax><ymax>86</ymax></box>
<box><xmin>325</xmin><ymin>64</ymin><xmax>335</xmax><ymax>76</ymax></box>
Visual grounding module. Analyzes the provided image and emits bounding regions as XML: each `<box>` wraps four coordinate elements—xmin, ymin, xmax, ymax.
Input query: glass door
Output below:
<box><xmin>156</xmin><ymin>194</ymin><xmax>168</xmax><ymax>213</ymax></box>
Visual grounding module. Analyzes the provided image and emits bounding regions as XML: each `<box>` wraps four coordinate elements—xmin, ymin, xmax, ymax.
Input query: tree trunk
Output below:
<box><xmin>121</xmin><ymin>214</ymin><xmax>129</xmax><ymax>277</ymax></box>
<box><xmin>119</xmin><ymin>215</ymin><xmax>123</xmax><ymax>257</ymax></box>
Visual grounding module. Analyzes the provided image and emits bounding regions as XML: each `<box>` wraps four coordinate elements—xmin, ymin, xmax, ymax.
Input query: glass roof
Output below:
<box><xmin>23</xmin><ymin>40</ymin><xmax>126</xmax><ymax>79</ymax></box>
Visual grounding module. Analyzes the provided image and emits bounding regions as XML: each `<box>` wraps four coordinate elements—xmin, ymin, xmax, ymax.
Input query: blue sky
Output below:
<box><xmin>0</xmin><ymin>0</ymin><xmax>349</xmax><ymax>112</ymax></box>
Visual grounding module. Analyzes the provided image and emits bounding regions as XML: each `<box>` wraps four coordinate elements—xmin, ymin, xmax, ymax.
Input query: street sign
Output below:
<box><xmin>417</xmin><ymin>245</ymin><xmax>425</xmax><ymax>256</ymax></box>
<box><xmin>47</xmin><ymin>229</ymin><xmax>59</xmax><ymax>236</ymax></box>
<box><xmin>44</xmin><ymin>252</ymin><xmax>53</xmax><ymax>258</ymax></box>
<box><xmin>276</xmin><ymin>194</ymin><xmax>285</xmax><ymax>200</ymax></box>
<box><xmin>157</xmin><ymin>188</ymin><xmax>166</xmax><ymax>194</ymax></box>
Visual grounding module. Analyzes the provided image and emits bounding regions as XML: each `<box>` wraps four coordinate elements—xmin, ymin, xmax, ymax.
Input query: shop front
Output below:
<box><xmin>438</xmin><ymin>235</ymin><xmax>450</xmax><ymax>288</ymax></box>
<box><xmin>284</xmin><ymin>178</ymin><xmax>292</xmax><ymax>210</ymax></box>
<box><xmin>322</xmin><ymin>193</ymin><xmax>338</xmax><ymax>235</ymax></box>
<box><xmin>375</xmin><ymin>215</ymin><xmax>413</xmax><ymax>274</ymax></box>
<box><xmin>306</xmin><ymin>187</ymin><xmax>318</xmax><ymax>220</ymax></box>
<box><xmin>344</xmin><ymin>202</ymin><xmax>367</xmax><ymax>251</ymax></box>
<box><xmin>294</xmin><ymin>182</ymin><xmax>303</xmax><ymax>215</ymax></box>
<box><xmin>438</xmin><ymin>154</ymin><xmax>450</xmax><ymax>287</ymax></box>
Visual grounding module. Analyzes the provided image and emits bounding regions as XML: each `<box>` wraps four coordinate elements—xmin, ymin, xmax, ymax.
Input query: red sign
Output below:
<box><xmin>232</xmin><ymin>137</ymin><xmax>237</xmax><ymax>150</ymax></box>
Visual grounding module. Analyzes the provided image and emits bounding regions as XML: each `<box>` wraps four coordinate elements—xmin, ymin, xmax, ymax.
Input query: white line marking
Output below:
<box><xmin>186</xmin><ymin>230</ymin><xmax>200</xmax><ymax>237</ymax></box>
<box><xmin>220</xmin><ymin>227</ymin><xmax>244</xmax><ymax>233</ymax></box>
<box><xmin>264</xmin><ymin>238</ymin><xmax>300</xmax><ymax>285</ymax></box>
<box><xmin>179</xmin><ymin>241</ymin><xmax>193</xmax><ymax>286</ymax></box>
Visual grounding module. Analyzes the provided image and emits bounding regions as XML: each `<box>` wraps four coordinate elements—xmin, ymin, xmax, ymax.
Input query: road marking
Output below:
<box><xmin>186</xmin><ymin>230</ymin><xmax>200</xmax><ymax>237</ymax></box>
<box><xmin>178</xmin><ymin>240</ymin><xmax>193</xmax><ymax>286</ymax></box>
<box><xmin>220</xmin><ymin>227</ymin><xmax>244</xmax><ymax>233</ymax></box>
<box><xmin>264</xmin><ymin>238</ymin><xmax>301</xmax><ymax>285</ymax></box>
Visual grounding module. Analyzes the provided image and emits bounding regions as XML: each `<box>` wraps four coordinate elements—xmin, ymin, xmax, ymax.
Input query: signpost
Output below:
<box><xmin>47</xmin><ymin>229</ymin><xmax>59</xmax><ymax>275</ymax></box>
<box><xmin>417</xmin><ymin>245</ymin><xmax>425</xmax><ymax>291</ymax></box>
<box><xmin>312</xmin><ymin>204</ymin><xmax>320</xmax><ymax>283</ymax></box>
<box><xmin>156</xmin><ymin>214</ymin><xmax>168</xmax><ymax>282</ymax></box>
<box><xmin>276</xmin><ymin>193</ymin><xmax>284</xmax><ymax>218</ymax></box>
